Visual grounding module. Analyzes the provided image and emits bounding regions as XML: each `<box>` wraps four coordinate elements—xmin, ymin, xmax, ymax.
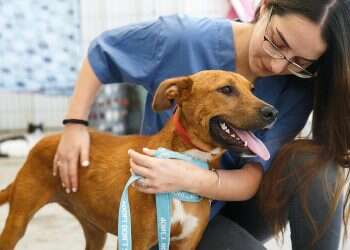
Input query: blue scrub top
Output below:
<box><xmin>88</xmin><ymin>14</ymin><xmax>313</xmax><ymax>217</ymax></box>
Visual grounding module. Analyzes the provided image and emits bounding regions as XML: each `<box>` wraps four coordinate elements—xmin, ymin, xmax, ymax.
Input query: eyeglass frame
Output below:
<box><xmin>263</xmin><ymin>6</ymin><xmax>317</xmax><ymax>78</ymax></box>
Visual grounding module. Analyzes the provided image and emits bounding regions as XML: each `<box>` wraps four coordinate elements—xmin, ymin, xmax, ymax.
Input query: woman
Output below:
<box><xmin>54</xmin><ymin>0</ymin><xmax>350</xmax><ymax>249</ymax></box>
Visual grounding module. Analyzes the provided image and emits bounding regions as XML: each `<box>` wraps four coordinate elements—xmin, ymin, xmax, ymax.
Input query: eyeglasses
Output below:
<box><xmin>262</xmin><ymin>7</ymin><xmax>317</xmax><ymax>78</ymax></box>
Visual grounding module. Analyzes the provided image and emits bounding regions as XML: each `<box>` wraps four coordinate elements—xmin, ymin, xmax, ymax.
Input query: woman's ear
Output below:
<box><xmin>259</xmin><ymin>0</ymin><xmax>269</xmax><ymax>17</ymax></box>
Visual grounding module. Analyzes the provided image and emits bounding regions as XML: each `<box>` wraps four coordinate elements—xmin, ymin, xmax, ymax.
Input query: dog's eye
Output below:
<box><xmin>217</xmin><ymin>85</ymin><xmax>236</xmax><ymax>96</ymax></box>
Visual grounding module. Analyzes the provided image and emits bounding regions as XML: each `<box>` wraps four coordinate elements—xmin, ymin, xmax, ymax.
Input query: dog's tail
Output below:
<box><xmin>0</xmin><ymin>184</ymin><xmax>12</xmax><ymax>205</ymax></box>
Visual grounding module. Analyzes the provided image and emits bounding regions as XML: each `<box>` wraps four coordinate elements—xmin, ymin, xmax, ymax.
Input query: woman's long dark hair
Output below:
<box><xmin>255</xmin><ymin>0</ymin><xmax>350</xmax><ymax>248</ymax></box>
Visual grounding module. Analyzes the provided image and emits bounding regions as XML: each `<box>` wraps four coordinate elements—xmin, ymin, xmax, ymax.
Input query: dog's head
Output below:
<box><xmin>152</xmin><ymin>70</ymin><xmax>278</xmax><ymax>160</ymax></box>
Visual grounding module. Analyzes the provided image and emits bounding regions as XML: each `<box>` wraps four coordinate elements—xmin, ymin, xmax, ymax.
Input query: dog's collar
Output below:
<box><xmin>172</xmin><ymin>107</ymin><xmax>194</xmax><ymax>147</ymax></box>
<box><xmin>172</xmin><ymin>106</ymin><xmax>224</xmax><ymax>157</ymax></box>
<box><xmin>172</xmin><ymin>106</ymin><xmax>217</xmax><ymax>153</ymax></box>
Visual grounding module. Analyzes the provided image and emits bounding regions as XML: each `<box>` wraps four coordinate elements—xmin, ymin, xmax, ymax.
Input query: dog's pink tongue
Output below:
<box><xmin>232</xmin><ymin>129</ymin><xmax>270</xmax><ymax>161</ymax></box>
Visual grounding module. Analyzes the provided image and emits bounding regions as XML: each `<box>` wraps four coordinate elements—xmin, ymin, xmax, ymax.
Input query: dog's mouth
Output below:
<box><xmin>209</xmin><ymin>117</ymin><xmax>270</xmax><ymax>160</ymax></box>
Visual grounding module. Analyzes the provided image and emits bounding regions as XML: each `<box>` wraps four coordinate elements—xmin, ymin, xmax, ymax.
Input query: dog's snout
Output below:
<box><xmin>260</xmin><ymin>106</ymin><xmax>278</xmax><ymax>123</ymax></box>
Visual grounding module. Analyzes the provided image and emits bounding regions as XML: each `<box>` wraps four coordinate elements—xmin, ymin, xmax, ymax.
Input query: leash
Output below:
<box><xmin>117</xmin><ymin>147</ymin><xmax>209</xmax><ymax>250</ymax></box>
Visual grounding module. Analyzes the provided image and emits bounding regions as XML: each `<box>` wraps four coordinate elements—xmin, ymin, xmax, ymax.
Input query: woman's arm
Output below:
<box><xmin>53</xmin><ymin>57</ymin><xmax>102</xmax><ymax>193</ymax></box>
<box><xmin>64</xmin><ymin>57</ymin><xmax>102</xmax><ymax>120</ymax></box>
<box><xmin>185</xmin><ymin>162</ymin><xmax>263</xmax><ymax>201</ymax></box>
<box><xmin>129</xmin><ymin>148</ymin><xmax>263</xmax><ymax>201</ymax></box>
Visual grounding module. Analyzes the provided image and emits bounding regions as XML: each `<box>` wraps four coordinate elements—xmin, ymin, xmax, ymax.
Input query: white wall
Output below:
<box><xmin>0</xmin><ymin>92</ymin><xmax>69</xmax><ymax>130</ymax></box>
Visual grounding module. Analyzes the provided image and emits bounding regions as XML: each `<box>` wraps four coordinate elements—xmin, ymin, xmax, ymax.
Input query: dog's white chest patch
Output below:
<box><xmin>170</xmin><ymin>199</ymin><xmax>198</xmax><ymax>241</ymax></box>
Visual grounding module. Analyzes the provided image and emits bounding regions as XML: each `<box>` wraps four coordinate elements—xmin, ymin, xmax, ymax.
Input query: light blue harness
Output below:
<box><xmin>117</xmin><ymin>147</ymin><xmax>209</xmax><ymax>250</ymax></box>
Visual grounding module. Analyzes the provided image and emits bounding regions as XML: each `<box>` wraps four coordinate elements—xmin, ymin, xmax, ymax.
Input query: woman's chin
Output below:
<box><xmin>251</xmin><ymin>63</ymin><xmax>270</xmax><ymax>77</ymax></box>
<box><xmin>249</xmin><ymin>59</ymin><xmax>268</xmax><ymax>77</ymax></box>
<box><xmin>260</xmin><ymin>61</ymin><xmax>274</xmax><ymax>75</ymax></box>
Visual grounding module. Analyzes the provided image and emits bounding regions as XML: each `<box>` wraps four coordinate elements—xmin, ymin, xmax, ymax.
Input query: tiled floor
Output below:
<box><xmin>0</xmin><ymin>157</ymin><xmax>347</xmax><ymax>250</ymax></box>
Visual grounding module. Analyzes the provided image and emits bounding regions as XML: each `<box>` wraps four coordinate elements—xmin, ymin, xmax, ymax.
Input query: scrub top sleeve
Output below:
<box><xmin>87</xmin><ymin>19</ymin><xmax>167</xmax><ymax>92</ymax></box>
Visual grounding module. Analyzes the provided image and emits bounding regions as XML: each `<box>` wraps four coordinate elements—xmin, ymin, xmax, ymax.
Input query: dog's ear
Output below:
<box><xmin>152</xmin><ymin>76</ymin><xmax>193</xmax><ymax>112</ymax></box>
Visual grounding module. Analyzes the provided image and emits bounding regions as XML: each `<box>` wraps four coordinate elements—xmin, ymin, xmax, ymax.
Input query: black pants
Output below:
<box><xmin>198</xmin><ymin>155</ymin><xmax>343</xmax><ymax>250</ymax></box>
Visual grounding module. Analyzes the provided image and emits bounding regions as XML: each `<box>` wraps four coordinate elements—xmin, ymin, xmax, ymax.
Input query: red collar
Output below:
<box><xmin>172</xmin><ymin>106</ymin><xmax>224</xmax><ymax>158</ymax></box>
<box><xmin>172</xmin><ymin>107</ymin><xmax>194</xmax><ymax>147</ymax></box>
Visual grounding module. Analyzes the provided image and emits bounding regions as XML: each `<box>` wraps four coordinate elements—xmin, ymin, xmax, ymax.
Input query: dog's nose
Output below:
<box><xmin>260</xmin><ymin>106</ymin><xmax>278</xmax><ymax>123</ymax></box>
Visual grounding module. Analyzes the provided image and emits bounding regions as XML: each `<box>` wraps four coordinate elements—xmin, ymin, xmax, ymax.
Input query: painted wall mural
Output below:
<box><xmin>0</xmin><ymin>0</ymin><xmax>82</xmax><ymax>95</ymax></box>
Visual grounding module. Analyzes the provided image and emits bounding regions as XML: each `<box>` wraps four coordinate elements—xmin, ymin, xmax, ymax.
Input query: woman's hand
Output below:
<box><xmin>128</xmin><ymin>148</ymin><xmax>194</xmax><ymax>194</ymax></box>
<box><xmin>53</xmin><ymin>124</ymin><xmax>90</xmax><ymax>193</ymax></box>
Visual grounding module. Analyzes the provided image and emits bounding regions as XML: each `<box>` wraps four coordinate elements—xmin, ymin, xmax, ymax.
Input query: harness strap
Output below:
<box><xmin>117</xmin><ymin>147</ymin><xmax>209</xmax><ymax>250</ymax></box>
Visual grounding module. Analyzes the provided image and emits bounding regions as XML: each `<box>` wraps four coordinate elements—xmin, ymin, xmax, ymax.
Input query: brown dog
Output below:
<box><xmin>0</xmin><ymin>70</ymin><xmax>277</xmax><ymax>250</ymax></box>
